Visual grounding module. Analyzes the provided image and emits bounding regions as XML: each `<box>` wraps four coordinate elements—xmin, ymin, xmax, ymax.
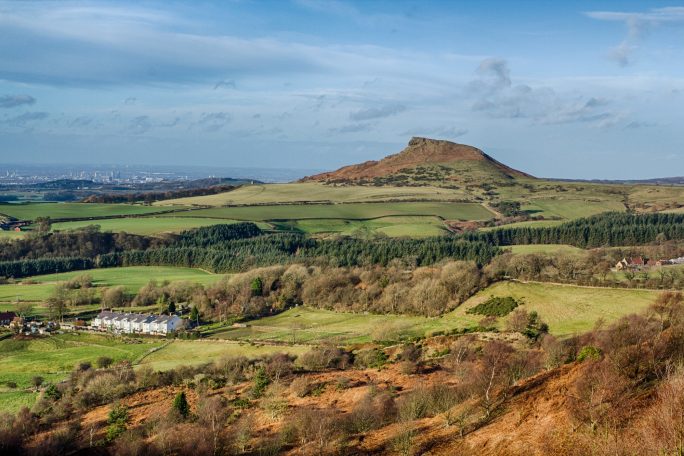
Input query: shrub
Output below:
<box><xmin>261</xmin><ymin>383</ymin><xmax>288</xmax><ymax>420</ymax></box>
<box><xmin>354</xmin><ymin>348</ymin><xmax>388</xmax><ymax>369</ymax></box>
<box><xmin>397</xmin><ymin>385</ymin><xmax>463</xmax><ymax>422</ymax></box>
<box><xmin>251</xmin><ymin>277</ymin><xmax>263</xmax><ymax>296</ymax></box>
<box><xmin>467</xmin><ymin>296</ymin><xmax>520</xmax><ymax>317</ymax></box>
<box><xmin>290</xmin><ymin>377</ymin><xmax>315</xmax><ymax>398</ymax></box>
<box><xmin>172</xmin><ymin>391</ymin><xmax>190</xmax><ymax>419</ymax></box>
<box><xmin>106</xmin><ymin>403</ymin><xmax>128</xmax><ymax>442</ymax></box>
<box><xmin>97</xmin><ymin>356</ymin><xmax>114</xmax><ymax>369</ymax></box>
<box><xmin>291</xmin><ymin>407</ymin><xmax>340</xmax><ymax>451</ymax></box>
<box><xmin>31</xmin><ymin>376</ymin><xmax>44</xmax><ymax>389</ymax></box>
<box><xmin>298</xmin><ymin>346</ymin><xmax>351</xmax><ymax>371</ymax></box>
<box><xmin>577</xmin><ymin>346</ymin><xmax>602</xmax><ymax>362</ymax></box>
<box><xmin>344</xmin><ymin>391</ymin><xmax>396</xmax><ymax>434</ymax></box>
<box><xmin>44</xmin><ymin>383</ymin><xmax>61</xmax><ymax>401</ymax></box>
<box><xmin>251</xmin><ymin>367</ymin><xmax>270</xmax><ymax>399</ymax></box>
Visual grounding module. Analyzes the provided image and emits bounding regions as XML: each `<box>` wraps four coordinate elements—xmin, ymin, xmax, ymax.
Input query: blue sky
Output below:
<box><xmin>1</xmin><ymin>0</ymin><xmax>683</xmax><ymax>179</ymax></box>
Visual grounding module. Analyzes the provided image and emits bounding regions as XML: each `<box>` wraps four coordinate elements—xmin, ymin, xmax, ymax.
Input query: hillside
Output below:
<box><xmin>301</xmin><ymin>137</ymin><xmax>532</xmax><ymax>185</ymax></box>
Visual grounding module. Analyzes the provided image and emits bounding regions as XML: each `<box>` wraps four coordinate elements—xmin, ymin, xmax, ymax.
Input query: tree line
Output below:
<box><xmin>1</xmin><ymin>213</ymin><xmax>683</xmax><ymax>279</ymax></box>
<box><xmin>461</xmin><ymin>212</ymin><xmax>684</xmax><ymax>248</ymax></box>
<box><xmin>80</xmin><ymin>184</ymin><xmax>236</xmax><ymax>204</ymax></box>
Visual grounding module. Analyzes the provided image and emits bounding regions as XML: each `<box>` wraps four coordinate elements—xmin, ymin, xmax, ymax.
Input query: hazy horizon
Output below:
<box><xmin>1</xmin><ymin>1</ymin><xmax>683</xmax><ymax>180</ymax></box>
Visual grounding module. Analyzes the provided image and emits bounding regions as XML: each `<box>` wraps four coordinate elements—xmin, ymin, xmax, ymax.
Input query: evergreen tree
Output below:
<box><xmin>251</xmin><ymin>277</ymin><xmax>263</xmax><ymax>296</ymax></box>
<box><xmin>172</xmin><ymin>391</ymin><xmax>190</xmax><ymax>419</ymax></box>
<box><xmin>190</xmin><ymin>305</ymin><xmax>200</xmax><ymax>325</ymax></box>
<box><xmin>251</xmin><ymin>367</ymin><xmax>270</xmax><ymax>398</ymax></box>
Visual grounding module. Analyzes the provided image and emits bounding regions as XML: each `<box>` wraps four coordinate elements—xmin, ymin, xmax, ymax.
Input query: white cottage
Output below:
<box><xmin>91</xmin><ymin>311</ymin><xmax>184</xmax><ymax>335</ymax></box>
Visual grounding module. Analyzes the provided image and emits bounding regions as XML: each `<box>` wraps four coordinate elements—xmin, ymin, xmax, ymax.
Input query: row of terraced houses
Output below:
<box><xmin>91</xmin><ymin>311</ymin><xmax>184</xmax><ymax>335</ymax></box>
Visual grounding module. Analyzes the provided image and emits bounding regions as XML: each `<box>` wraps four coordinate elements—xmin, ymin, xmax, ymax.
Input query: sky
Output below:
<box><xmin>1</xmin><ymin>0</ymin><xmax>683</xmax><ymax>179</ymax></box>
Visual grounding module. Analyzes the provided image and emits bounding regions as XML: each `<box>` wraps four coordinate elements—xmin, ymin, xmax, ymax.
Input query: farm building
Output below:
<box><xmin>91</xmin><ymin>311</ymin><xmax>184</xmax><ymax>335</ymax></box>
<box><xmin>615</xmin><ymin>257</ymin><xmax>643</xmax><ymax>270</ymax></box>
<box><xmin>615</xmin><ymin>256</ymin><xmax>683</xmax><ymax>270</ymax></box>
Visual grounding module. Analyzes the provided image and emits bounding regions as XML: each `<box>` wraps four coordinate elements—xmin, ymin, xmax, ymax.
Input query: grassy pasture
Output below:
<box><xmin>51</xmin><ymin>217</ymin><xmax>245</xmax><ymax>236</ymax></box>
<box><xmin>271</xmin><ymin>216</ymin><xmax>448</xmax><ymax>237</ymax></box>
<box><xmin>210</xmin><ymin>307</ymin><xmax>460</xmax><ymax>345</ymax></box>
<box><xmin>0</xmin><ymin>267</ymin><xmax>223</xmax><ymax>306</ymax></box>
<box><xmin>156</xmin><ymin>183</ymin><xmax>472</xmax><ymax>206</ymax></box>
<box><xmin>0</xmin><ymin>202</ymin><xmax>182</xmax><ymax>221</ymax></box>
<box><xmin>479</xmin><ymin>219</ymin><xmax>565</xmax><ymax>231</ymax></box>
<box><xmin>506</xmin><ymin>244</ymin><xmax>587</xmax><ymax>256</ymax></box>
<box><xmin>0</xmin><ymin>230</ymin><xmax>25</xmax><ymax>239</ymax></box>
<box><xmin>521</xmin><ymin>198</ymin><xmax>625</xmax><ymax>219</ymax></box>
<box><xmin>628</xmin><ymin>186</ymin><xmax>684</xmax><ymax>209</ymax></box>
<box><xmin>212</xmin><ymin>281</ymin><xmax>660</xmax><ymax>344</ymax></box>
<box><xmin>0</xmin><ymin>333</ymin><xmax>162</xmax><ymax>413</ymax></box>
<box><xmin>138</xmin><ymin>340</ymin><xmax>309</xmax><ymax>371</ymax></box>
<box><xmin>455</xmin><ymin>281</ymin><xmax>659</xmax><ymax>336</ymax></box>
<box><xmin>166</xmin><ymin>201</ymin><xmax>495</xmax><ymax>222</ymax></box>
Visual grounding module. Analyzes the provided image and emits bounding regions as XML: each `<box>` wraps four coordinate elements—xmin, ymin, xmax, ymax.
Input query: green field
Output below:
<box><xmin>0</xmin><ymin>266</ymin><xmax>223</xmax><ymax>306</ymax></box>
<box><xmin>210</xmin><ymin>306</ymin><xmax>459</xmax><ymax>345</ymax></box>
<box><xmin>0</xmin><ymin>202</ymin><xmax>183</xmax><ymax>221</ymax></box>
<box><xmin>0</xmin><ymin>279</ymin><xmax>663</xmax><ymax>413</ymax></box>
<box><xmin>0</xmin><ymin>333</ymin><xmax>162</xmax><ymax>413</ymax></box>
<box><xmin>167</xmin><ymin>201</ymin><xmax>494</xmax><ymax>222</ymax></box>
<box><xmin>138</xmin><ymin>340</ymin><xmax>309</xmax><ymax>371</ymax></box>
<box><xmin>0</xmin><ymin>334</ymin><xmax>306</xmax><ymax>413</ymax></box>
<box><xmin>455</xmin><ymin>281</ymin><xmax>660</xmax><ymax>336</ymax></box>
<box><xmin>212</xmin><ymin>281</ymin><xmax>660</xmax><ymax>344</ymax></box>
<box><xmin>51</xmin><ymin>217</ymin><xmax>247</xmax><ymax>236</ymax></box>
<box><xmin>272</xmin><ymin>216</ymin><xmax>447</xmax><ymax>237</ymax></box>
<box><xmin>0</xmin><ymin>230</ymin><xmax>25</xmax><ymax>239</ymax></box>
<box><xmin>480</xmin><ymin>219</ymin><xmax>565</xmax><ymax>231</ymax></box>
<box><xmin>521</xmin><ymin>198</ymin><xmax>625</xmax><ymax>219</ymax></box>
<box><xmin>156</xmin><ymin>183</ymin><xmax>473</xmax><ymax>206</ymax></box>
<box><xmin>506</xmin><ymin>244</ymin><xmax>587</xmax><ymax>256</ymax></box>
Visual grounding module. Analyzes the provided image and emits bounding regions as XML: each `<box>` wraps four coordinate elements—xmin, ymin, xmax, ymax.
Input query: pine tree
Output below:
<box><xmin>190</xmin><ymin>305</ymin><xmax>200</xmax><ymax>326</ymax></box>
<box><xmin>173</xmin><ymin>391</ymin><xmax>190</xmax><ymax>419</ymax></box>
<box><xmin>251</xmin><ymin>277</ymin><xmax>263</xmax><ymax>296</ymax></box>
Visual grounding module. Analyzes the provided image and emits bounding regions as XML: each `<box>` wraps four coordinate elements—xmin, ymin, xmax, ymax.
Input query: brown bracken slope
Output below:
<box><xmin>301</xmin><ymin>137</ymin><xmax>532</xmax><ymax>182</ymax></box>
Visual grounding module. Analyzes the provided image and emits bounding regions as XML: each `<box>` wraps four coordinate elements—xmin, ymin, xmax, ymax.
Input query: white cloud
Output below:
<box><xmin>467</xmin><ymin>59</ymin><xmax>623</xmax><ymax>127</ymax></box>
<box><xmin>586</xmin><ymin>7</ymin><xmax>684</xmax><ymax>66</ymax></box>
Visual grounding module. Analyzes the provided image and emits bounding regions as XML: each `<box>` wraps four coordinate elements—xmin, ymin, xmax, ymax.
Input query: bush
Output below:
<box><xmin>97</xmin><ymin>356</ymin><xmax>114</xmax><ymax>369</ymax></box>
<box><xmin>251</xmin><ymin>367</ymin><xmax>270</xmax><ymax>399</ymax></box>
<box><xmin>344</xmin><ymin>391</ymin><xmax>396</xmax><ymax>434</ymax></box>
<box><xmin>172</xmin><ymin>391</ymin><xmax>190</xmax><ymax>419</ymax></box>
<box><xmin>291</xmin><ymin>407</ymin><xmax>340</xmax><ymax>452</ymax></box>
<box><xmin>260</xmin><ymin>383</ymin><xmax>288</xmax><ymax>420</ymax></box>
<box><xmin>298</xmin><ymin>346</ymin><xmax>351</xmax><ymax>371</ymax></box>
<box><xmin>290</xmin><ymin>377</ymin><xmax>315</xmax><ymax>398</ymax></box>
<box><xmin>397</xmin><ymin>385</ymin><xmax>462</xmax><ymax>421</ymax></box>
<box><xmin>31</xmin><ymin>376</ymin><xmax>44</xmax><ymax>389</ymax></box>
<box><xmin>106</xmin><ymin>403</ymin><xmax>129</xmax><ymax>442</ymax></box>
<box><xmin>354</xmin><ymin>348</ymin><xmax>388</xmax><ymax>369</ymax></box>
<box><xmin>577</xmin><ymin>346</ymin><xmax>602</xmax><ymax>362</ymax></box>
<box><xmin>467</xmin><ymin>296</ymin><xmax>520</xmax><ymax>317</ymax></box>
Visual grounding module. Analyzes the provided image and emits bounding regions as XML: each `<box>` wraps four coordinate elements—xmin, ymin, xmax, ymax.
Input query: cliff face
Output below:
<box><xmin>302</xmin><ymin>137</ymin><xmax>531</xmax><ymax>182</ymax></box>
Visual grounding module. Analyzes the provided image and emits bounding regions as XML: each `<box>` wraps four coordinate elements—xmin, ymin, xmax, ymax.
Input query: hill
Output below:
<box><xmin>301</xmin><ymin>137</ymin><xmax>532</xmax><ymax>185</ymax></box>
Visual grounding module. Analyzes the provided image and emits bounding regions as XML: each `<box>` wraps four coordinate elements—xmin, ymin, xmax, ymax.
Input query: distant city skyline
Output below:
<box><xmin>1</xmin><ymin>1</ymin><xmax>683</xmax><ymax>179</ymax></box>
